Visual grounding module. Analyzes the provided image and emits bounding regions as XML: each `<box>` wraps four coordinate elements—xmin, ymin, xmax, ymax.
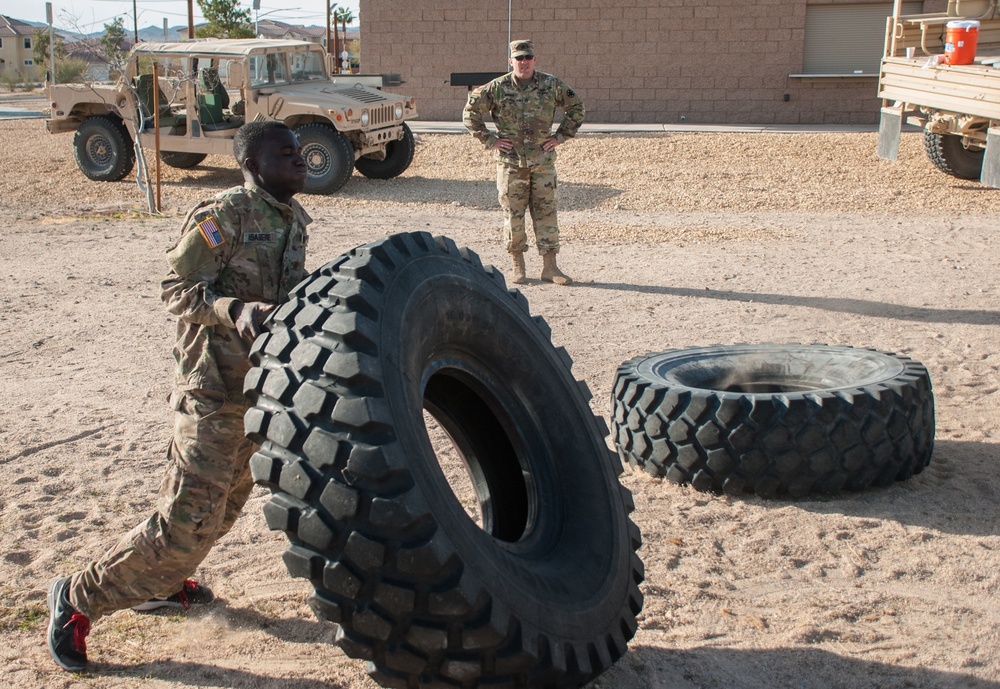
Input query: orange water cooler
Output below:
<box><xmin>944</xmin><ymin>20</ymin><xmax>980</xmax><ymax>65</ymax></box>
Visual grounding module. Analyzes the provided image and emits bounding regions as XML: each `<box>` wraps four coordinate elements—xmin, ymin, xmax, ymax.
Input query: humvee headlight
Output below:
<box><xmin>394</xmin><ymin>103</ymin><xmax>403</xmax><ymax>119</ymax></box>
<box><xmin>360</xmin><ymin>109</ymin><xmax>369</xmax><ymax>126</ymax></box>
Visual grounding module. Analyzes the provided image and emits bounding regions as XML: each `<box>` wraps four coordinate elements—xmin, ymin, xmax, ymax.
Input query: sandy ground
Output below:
<box><xmin>3</xmin><ymin>95</ymin><xmax>1000</xmax><ymax>689</ymax></box>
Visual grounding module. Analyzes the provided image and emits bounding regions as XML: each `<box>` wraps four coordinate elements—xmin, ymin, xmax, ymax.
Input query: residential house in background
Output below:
<box><xmin>0</xmin><ymin>15</ymin><xmax>38</xmax><ymax>77</ymax></box>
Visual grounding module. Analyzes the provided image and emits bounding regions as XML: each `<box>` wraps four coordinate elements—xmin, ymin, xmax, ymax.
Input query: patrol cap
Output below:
<box><xmin>509</xmin><ymin>39</ymin><xmax>534</xmax><ymax>58</ymax></box>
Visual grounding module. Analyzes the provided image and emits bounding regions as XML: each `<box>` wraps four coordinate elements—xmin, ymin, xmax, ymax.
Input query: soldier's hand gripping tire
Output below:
<box><xmin>244</xmin><ymin>232</ymin><xmax>644</xmax><ymax>689</ymax></box>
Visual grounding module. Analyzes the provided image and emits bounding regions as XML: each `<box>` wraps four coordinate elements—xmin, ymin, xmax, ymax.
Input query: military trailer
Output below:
<box><xmin>46</xmin><ymin>39</ymin><xmax>418</xmax><ymax>194</ymax></box>
<box><xmin>877</xmin><ymin>0</ymin><xmax>1000</xmax><ymax>186</ymax></box>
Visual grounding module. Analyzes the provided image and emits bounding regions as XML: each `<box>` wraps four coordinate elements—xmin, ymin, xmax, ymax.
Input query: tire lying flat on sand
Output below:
<box><xmin>612</xmin><ymin>344</ymin><xmax>935</xmax><ymax>498</ymax></box>
<box><xmin>245</xmin><ymin>232</ymin><xmax>644</xmax><ymax>689</ymax></box>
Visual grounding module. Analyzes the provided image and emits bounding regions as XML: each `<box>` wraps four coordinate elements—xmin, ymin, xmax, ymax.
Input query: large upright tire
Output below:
<box><xmin>245</xmin><ymin>232</ymin><xmax>644</xmax><ymax>689</ymax></box>
<box><xmin>924</xmin><ymin>131</ymin><xmax>984</xmax><ymax>180</ymax></box>
<box><xmin>612</xmin><ymin>344</ymin><xmax>935</xmax><ymax>498</ymax></box>
<box><xmin>295</xmin><ymin>122</ymin><xmax>355</xmax><ymax>194</ymax></box>
<box><xmin>73</xmin><ymin>115</ymin><xmax>135</xmax><ymax>182</ymax></box>
<box><xmin>355</xmin><ymin>123</ymin><xmax>415</xmax><ymax>180</ymax></box>
<box><xmin>160</xmin><ymin>151</ymin><xmax>207</xmax><ymax>169</ymax></box>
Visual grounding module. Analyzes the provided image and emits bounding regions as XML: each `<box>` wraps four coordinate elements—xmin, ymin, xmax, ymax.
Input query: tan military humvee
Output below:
<box><xmin>877</xmin><ymin>0</ymin><xmax>1000</xmax><ymax>186</ymax></box>
<box><xmin>47</xmin><ymin>39</ymin><xmax>418</xmax><ymax>194</ymax></box>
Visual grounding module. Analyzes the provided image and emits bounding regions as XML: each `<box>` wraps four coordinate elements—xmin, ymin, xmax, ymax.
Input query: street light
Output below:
<box><xmin>254</xmin><ymin>5</ymin><xmax>301</xmax><ymax>37</ymax></box>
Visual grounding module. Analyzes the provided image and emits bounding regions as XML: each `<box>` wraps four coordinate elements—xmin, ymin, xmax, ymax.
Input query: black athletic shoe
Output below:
<box><xmin>131</xmin><ymin>579</ymin><xmax>214</xmax><ymax>612</ymax></box>
<box><xmin>47</xmin><ymin>577</ymin><xmax>90</xmax><ymax>672</ymax></box>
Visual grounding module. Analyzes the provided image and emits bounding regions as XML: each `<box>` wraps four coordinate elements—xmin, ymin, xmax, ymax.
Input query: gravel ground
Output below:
<box><xmin>5</xmin><ymin>92</ymin><xmax>1000</xmax><ymax>689</ymax></box>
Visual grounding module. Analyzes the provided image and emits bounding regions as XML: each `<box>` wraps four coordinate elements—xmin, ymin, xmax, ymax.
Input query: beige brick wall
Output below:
<box><xmin>362</xmin><ymin>0</ymin><xmax>929</xmax><ymax>125</ymax></box>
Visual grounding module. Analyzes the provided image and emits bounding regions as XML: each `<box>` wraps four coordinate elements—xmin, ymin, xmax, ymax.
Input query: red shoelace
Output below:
<box><xmin>177</xmin><ymin>579</ymin><xmax>199</xmax><ymax>611</ymax></box>
<box><xmin>65</xmin><ymin>612</ymin><xmax>91</xmax><ymax>652</ymax></box>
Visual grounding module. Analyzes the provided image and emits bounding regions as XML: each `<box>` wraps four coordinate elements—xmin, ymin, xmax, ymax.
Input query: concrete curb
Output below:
<box><xmin>408</xmin><ymin>121</ymin><xmax>897</xmax><ymax>134</ymax></box>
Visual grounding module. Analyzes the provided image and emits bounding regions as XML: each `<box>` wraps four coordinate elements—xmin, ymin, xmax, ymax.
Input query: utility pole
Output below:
<box><xmin>187</xmin><ymin>0</ymin><xmax>194</xmax><ymax>40</ymax></box>
<box><xmin>133</xmin><ymin>0</ymin><xmax>138</xmax><ymax>43</ymax></box>
<box><xmin>327</xmin><ymin>3</ymin><xmax>337</xmax><ymax>72</ymax></box>
<box><xmin>46</xmin><ymin>2</ymin><xmax>55</xmax><ymax>84</ymax></box>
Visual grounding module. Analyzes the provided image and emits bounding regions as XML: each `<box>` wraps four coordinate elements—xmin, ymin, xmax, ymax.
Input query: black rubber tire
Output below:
<box><xmin>355</xmin><ymin>123</ymin><xmax>415</xmax><ymax>180</ymax></box>
<box><xmin>73</xmin><ymin>115</ymin><xmax>136</xmax><ymax>182</ymax></box>
<box><xmin>295</xmin><ymin>122</ymin><xmax>355</xmax><ymax>194</ymax></box>
<box><xmin>159</xmin><ymin>151</ymin><xmax>207</xmax><ymax>169</ymax></box>
<box><xmin>245</xmin><ymin>232</ymin><xmax>643</xmax><ymax>689</ymax></box>
<box><xmin>611</xmin><ymin>344</ymin><xmax>935</xmax><ymax>499</ymax></box>
<box><xmin>924</xmin><ymin>130</ymin><xmax>984</xmax><ymax>181</ymax></box>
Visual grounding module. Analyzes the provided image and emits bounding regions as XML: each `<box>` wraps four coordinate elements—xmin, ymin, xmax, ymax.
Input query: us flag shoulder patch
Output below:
<box><xmin>197</xmin><ymin>216</ymin><xmax>225</xmax><ymax>249</ymax></box>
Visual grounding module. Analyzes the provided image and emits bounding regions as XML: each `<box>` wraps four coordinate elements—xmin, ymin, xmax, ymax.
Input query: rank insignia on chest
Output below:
<box><xmin>243</xmin><ymin>231</ymin><xmax>275</xmax><ymax>244</ymax></box>
<box><xmin>197</xmin><ymin>216</ymin><xmax>225</xmax><ymax>249</ymax></box>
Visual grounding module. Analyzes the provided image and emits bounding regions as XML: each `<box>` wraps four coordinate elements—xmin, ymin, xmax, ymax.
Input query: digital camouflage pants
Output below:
<box><xmin>69</xmin><ymin>389</ymin><xmax>256</xmax><ymax>622</ymax></box>
<box><xmin>497</xmin><ymin>159</ymin><xmax>560</xmax><ymax>255</ymax></box>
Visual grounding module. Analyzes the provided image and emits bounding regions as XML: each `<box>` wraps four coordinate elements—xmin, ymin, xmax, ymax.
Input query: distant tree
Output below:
<box><xmin>32</xmin><ymin>29</ymin><xmax>67</xmax><ymax>66</ymax></box>
<box><xmin>101</xmin><ymin>17</ymin><xmax>128</xmax><ymax>64</ymax></box>
<box><xmin>196</xmin><ymin>0</ymin><xmax>254</xmax><ymax>39</ymax></box>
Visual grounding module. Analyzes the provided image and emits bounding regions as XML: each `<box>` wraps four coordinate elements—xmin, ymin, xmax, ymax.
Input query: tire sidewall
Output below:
<box><xmin>925</xmin><ymin>131</ymin><xmax>984</xmax><ymax>180</ymax></box>
<box><xmin>296</xmin><ymin>122</ymin><xmax>354</xmax><ymax>194</ymax></box>
<box><xmin>73</xmin><ymin>116</ymin><xmax>134</xmax><ymax>182</ymax></box>
<box><xmin>377</xmin><ymin>254</ymin><xmax>633</xmax><ymax>631</ymax></box>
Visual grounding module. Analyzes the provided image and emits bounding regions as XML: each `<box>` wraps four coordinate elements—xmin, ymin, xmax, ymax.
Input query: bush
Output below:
<box><xmin>56</xmin><ymin>58</ymin><xmax>89</xmax><ymax>84</ymax></box>
<box><xmin>0</xmin><ymin>70</ymin><xmax>21</xmax><ymax>92</ymax></box>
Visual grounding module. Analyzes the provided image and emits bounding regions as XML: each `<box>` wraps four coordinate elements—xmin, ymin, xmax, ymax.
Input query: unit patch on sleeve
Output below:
<box><xmin>197</xmin><ymin>216</ymin><xmax>226</xmax><ymax>249</ymax></box>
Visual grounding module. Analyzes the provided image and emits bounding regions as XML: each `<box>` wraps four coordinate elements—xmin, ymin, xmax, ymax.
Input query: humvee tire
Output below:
<box><xmin>245</xmin><ymin>232</ymin><xmax>644</xmax><ymax>689</ymax></box>
<box><xmin>160</xmin><ymin>151</ymin><xmax>207</xmax><ymax>169</ymax></box>
<box><xmin>73</xmin><ymin>115</ymin><xmax>136</xmax><ymax>182</ymax></box>
<box><xmin>924</xmin><ymin>131</ymin><xmax>985</xmax><ymax>180</ymax></box>
<box><xmin>612</xmin><ymin>344</ymin><xmax>935</xmax><ymax>498</ymax></box>
<box><xmin>296</xmin><ymin>122</ymin><xmax>355</xmax><ymax>195</ymax></box>
<box><xmin>355</xmin><ymin>123</ymin><xmax>415</xmax><ymax>180</ymax></box>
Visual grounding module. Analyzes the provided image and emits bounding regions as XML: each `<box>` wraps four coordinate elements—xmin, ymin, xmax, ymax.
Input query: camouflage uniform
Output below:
<box><xmin>68</xmin><ymin>185</ymin><xmax>311</xmax><ymax>622</ymax></box>
<box><xmin>463</xmin><ymin>61</ymin><xmax>584</xmax><ymax>255</ymax></box>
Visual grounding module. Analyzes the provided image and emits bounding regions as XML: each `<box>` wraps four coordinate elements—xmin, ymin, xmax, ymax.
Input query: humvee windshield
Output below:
<box><xmin>248</xmin><ymin>50</ymin><xmax>326</xmax><ymax>88</ymax></box>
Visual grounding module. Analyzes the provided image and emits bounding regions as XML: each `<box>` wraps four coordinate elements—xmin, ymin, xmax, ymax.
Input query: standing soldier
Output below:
<box><xmin>463</xmin><ymin>39</ymin><xmax>585</xmax><ymax>285</ymax></box>
<box><xmin>46</xmin><ymin>121</ymin><xmax>311</xmax><ymax>672</ymax></box>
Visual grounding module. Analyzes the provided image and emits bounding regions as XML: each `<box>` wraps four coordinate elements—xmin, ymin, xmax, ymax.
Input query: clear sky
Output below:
<box><xmin>3</xmin><ymin>0</ymin><xmax>360</xmax><ymax>34</ymax></box>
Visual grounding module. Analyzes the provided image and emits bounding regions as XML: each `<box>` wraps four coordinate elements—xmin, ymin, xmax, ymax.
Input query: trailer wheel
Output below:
<box><xmin>245</xmin><ymin>232</ymin><xmax>644</xmax><ymax>689</ymax></box>
<box><xmin>160</xmin><ymin>151</ymin><xmax>207</xmax><ymax>169</ymax></box>
<box><xmin>73</xmin><ymin>115</ymin><xmax>135</xmax><ymax>182</ymax></box>
<box><xmin>296</xmin><ymin>122</ymin><xmax>354</xmax><ymax>194</ymax></box>
<box><xmin>612</xmin><ymin>344</ymin><xmax>935</xmax><ymax>498</ymax></box>
<box><xmin>355</xmin><ymin>123</ymin><xmax>415</xmax><ymax>180</ymax></box>
<box><xmin>924</xmin><ymin>131</ymin><xmax>984</xmax><ymax>180</ymax></box>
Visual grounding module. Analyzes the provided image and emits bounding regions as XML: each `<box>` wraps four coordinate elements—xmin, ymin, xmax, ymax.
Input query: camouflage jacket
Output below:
<box><xmin>161</xmin><ymin>185</ymin><xmax>311</xmax><ymax>403</ymax></box>
<box><xmin>463</xmin><ymin>70</ymin><xmax>585</xmax><ymax>168</ymax></box>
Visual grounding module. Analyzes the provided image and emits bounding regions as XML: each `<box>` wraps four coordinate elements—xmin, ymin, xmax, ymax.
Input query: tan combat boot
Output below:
<box><xmin>510</xmin><ymin>251</ymin><xmax>528</xmax><ymax>285</ymax></box>
<box><xmin>540</xmin><ymin>251</ymin><xmax>572</xmax><ymax>285</ymax></box>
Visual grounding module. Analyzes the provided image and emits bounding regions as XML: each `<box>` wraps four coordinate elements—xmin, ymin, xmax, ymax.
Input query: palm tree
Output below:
<box><xmin>334</xmin><ymin>7</ymin><xmax>354</xmax><ymax>69</ymax></box>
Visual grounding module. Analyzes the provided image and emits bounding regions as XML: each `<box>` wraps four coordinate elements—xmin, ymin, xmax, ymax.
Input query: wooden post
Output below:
<box><xmin>152</xmin><ymin>63</ymin><xmax>162</xmax><ymax>213</ymax></box>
